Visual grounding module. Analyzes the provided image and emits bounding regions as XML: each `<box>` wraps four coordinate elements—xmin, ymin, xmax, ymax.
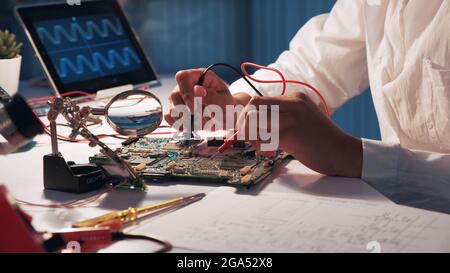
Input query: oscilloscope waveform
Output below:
<box><xmin>37</xmin><ymin>18</ymin><xmax>124</xmax><ymax>45</ymax></box>
<box><xmin>56</xmin><ymin>47</ymin><xmax>141</xmax><ymax>78</ymax></box>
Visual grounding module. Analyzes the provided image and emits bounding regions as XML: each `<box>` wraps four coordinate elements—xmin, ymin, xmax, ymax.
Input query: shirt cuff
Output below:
<box><xmin>362</xmin><ymin>138</ymin><xmax>400</xmax><ymax>187</ymax></box>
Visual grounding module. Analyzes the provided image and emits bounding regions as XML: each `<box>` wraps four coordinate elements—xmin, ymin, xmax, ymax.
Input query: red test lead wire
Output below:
<box><xmin>217</xmin><ymin>62</ymin><xmax>331</xmax><ymax>154</ymax></box>
<box><xmin>218</xmin><ymin>131</ymin><xmax>239</xmax><ymax>153</ymax></box>
<box><xmin>241</xmin><ymin>62</ymin><xmax>330</xmax><ymax>117</ymax></box>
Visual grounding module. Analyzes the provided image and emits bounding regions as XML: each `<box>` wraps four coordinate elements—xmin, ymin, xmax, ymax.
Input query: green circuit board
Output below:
<box><xmin>90</xmin><ymin>136</ymin><xmax>288</xmax><ymax>191</ymax></box>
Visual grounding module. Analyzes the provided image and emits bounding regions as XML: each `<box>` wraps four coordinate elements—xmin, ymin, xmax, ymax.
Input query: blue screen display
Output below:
<box><xmin>33</xmin><ymin>15</ymin><xmax>144</xmax><ymax>84</ymax></box>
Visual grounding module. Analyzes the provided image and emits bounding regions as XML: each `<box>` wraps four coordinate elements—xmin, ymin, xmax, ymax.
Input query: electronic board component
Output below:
<box><xmin>90</xmin><ymin>136</ymin><xmax>289</xmax><ymax>191</ymax></box>
<box><xmin>134</xmin><ymin>163</ymin><xmax>147</xmax><ymax>172</ymax></box>
<box><xmin>206</xmin><ymin>137</ymin><xmax>246</xmax><ymax>148</ymax></box>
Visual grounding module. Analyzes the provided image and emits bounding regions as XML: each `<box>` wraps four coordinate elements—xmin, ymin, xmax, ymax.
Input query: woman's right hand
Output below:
<box><xmin>164</xmin><ymin>68</ymin><xmax>251</xmax><ymax>128</ymax></box>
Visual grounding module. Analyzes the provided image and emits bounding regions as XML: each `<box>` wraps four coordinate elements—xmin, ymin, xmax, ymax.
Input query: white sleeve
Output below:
<box><xmin>229</xmin><ymin>0</ymin><xmax>369</xmax><ymax>113</ymax></box>
<box><xmin>362</xmin><ymin>139</ymin><xmax>450</xmax><ymax>214</ymax></box>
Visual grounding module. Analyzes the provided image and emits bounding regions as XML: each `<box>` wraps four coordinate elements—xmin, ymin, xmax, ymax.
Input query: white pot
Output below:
<box><xmin>0</xmin><ymin>55</ymin><xmax>22</xmax><ymax>96</ymax></box>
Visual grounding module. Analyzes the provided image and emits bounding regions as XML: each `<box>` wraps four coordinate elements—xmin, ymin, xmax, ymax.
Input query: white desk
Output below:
<box><xmin>1</xmin><ymin>75</ymin><xmax>392</xmax><ymax>252</ymax></box>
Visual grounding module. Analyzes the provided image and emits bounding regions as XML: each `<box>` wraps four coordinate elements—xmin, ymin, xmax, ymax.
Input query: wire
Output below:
<box><xmin>241</xmin><ymin>62</ymin><xmax>330</xmax><ymax>117</ymax></box>
<box><xmin>198</xmin><ymin>63</ymin><xmax>264</xmax><ymax>96</ymax></box>
<box><xmin>15</xmin><ymin>180</ymin><xmax>128</xmax><ymax>209</ymax></box>
<box><xmin>41</xmin><ymin>124</ymin><xmax>175</xmax><ymax>143</ymax></box>
<box><xmin>42</xmin><ymin>124</ymin><xmax>131</xmax><ymax>143</ymax></box>
<box><xmin>27</xmin><ymin>91</ymin><xmax>145</xmax><ymax>107</ymax></box>
<box><xmin>26</xmin><ymin>90</ymin><xmax>95</xmax><ymax>102</ymax></box>
<box><xmin>114</xmin><ymin>233</ymin><xmax>172</xmax><ymax>253</ymax></box>
<box><xmin>26</xmin><ymin>91</ymin><xmax>96</xmax><ymax>108</ymax></box>
<box><xmin>198</xmin><ymin>62</ymin><xmax>330</xmax><ymax>117</ymax></box>
<box><xmin>240</xmin><ymin>62</ymin><xmax>287</xmax><ymax>96</ymax></box>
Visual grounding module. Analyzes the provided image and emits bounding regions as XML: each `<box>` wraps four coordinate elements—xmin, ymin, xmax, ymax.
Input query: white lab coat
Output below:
<box><xmin>229</xmin><ymin>0</ymin><xmax>450</xmax><ymax>213</ymax></box>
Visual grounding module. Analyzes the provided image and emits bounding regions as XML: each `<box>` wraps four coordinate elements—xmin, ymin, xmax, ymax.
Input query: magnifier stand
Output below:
<box><xmin>42</xmin><ymin>91</ymin><xmax>154</xmax><ymax>193</ymax></box>
<box><xmin>43</xmin><ymin>121</ymin><xmax>111</xmax><ymax>193</ymax></box>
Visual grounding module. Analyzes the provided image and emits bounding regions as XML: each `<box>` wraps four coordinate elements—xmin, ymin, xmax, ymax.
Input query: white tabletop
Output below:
<box><xmin>1</xmin><ymin>75</ymin><xmax>392</xmax><ymax>252</ymax></box>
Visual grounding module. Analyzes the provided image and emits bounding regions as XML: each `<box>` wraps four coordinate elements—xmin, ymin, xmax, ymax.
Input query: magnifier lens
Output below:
<box><xmin>106</xmin><ymin>91</ymin><xmax>163</xmax><ymax>137</ymax></box>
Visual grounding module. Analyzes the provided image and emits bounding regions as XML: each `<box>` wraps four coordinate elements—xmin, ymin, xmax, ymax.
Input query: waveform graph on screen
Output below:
<box><xmin>36</xmin><ymin>16</ymin><xmax>124</xmax><ymax>46</ymax></box>
<box><xmin>34</xmin><ymin>15</ymin><xmax>144</xmax><ymax>84</ymax></box>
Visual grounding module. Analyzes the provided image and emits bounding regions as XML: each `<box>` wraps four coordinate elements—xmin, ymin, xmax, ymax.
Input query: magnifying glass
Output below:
<box><xmin>92</xmin><ymin>90</ymin><xmax>163</xmax><ymax>137</ymax></box>
<box><xmin>43</xmin><ymin>90</ymin><xmax>164</xmax><ymax>193</ymax></box>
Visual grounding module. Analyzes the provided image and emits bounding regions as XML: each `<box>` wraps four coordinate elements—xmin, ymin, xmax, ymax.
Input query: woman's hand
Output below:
<box><xmin>237</xmin><ymin>92</ymin><xmax>363</xmax><ymax>178</ymax></box>
<box><xmin>164</xmin><ymin>68</ymin><xmax>251</xmax><ymax>127</ymax></box>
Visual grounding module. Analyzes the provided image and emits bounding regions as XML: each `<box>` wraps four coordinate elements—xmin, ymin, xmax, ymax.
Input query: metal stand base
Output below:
<box><xmin>43</xmin><ymin>153</ymin><xmax>110</xmax><ymax>193</ymax></box>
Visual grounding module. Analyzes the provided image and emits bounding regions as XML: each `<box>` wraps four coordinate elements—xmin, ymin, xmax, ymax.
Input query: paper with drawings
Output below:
<box><xmin>131</xmin><ymin>187</ymin><xmax>450</xmax><ymax>252</ymax></box>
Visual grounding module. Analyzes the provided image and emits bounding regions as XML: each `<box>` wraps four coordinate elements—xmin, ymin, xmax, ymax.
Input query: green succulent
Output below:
<box><xmin>0</xmin><ymin>30</ymin><xmax>23</xmax><ymax>59</ymax></box>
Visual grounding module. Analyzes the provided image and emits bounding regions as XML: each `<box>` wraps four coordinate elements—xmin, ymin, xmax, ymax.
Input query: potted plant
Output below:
<box><xmin>0</xmin><ymin>30</ymin><xmax>23</xmax><ymax>96</ymax></box>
